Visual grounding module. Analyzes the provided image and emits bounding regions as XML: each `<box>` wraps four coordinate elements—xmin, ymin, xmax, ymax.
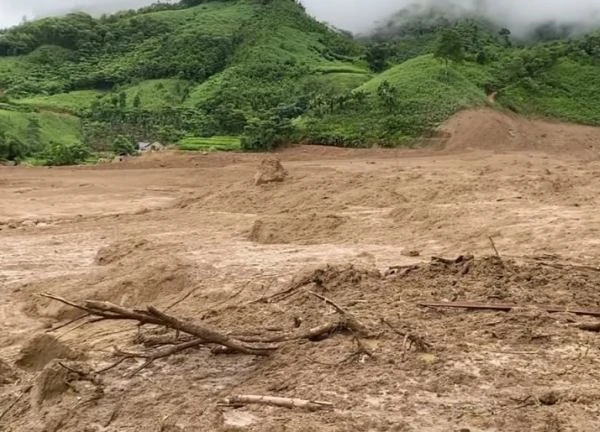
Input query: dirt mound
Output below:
<box><xmin>440</xmin><ymin>108</ymin><xmax>600</xmax><ymax>154</ymax></box>
<box><xmin>290</xmin><ymin>263</ymin><xmax>381</xmax><ymax>292</ymax></box>
<box><xmin>248</xmin><ymin>213</ymin><xmax>348</xmax><ymax>244</ymax></box>
<box><xmin>30</xmin><ymin>360</ymin><xmax>71</xmax><ymax>407</ymax></box>
<box><xmin>15</xmin><ymin>334</ymin><xmax>80</xmax><ymax>371</ymax></box>
<box><xmin>254</xmin><ymin>157</ymin><xmax>288</xmax><ymax>185</ymax></box>
<box><xmin>24</xmin><ymin>240</ymin><xmax>200</xmax><ymax>321</ymax></box>
<box><xmin>94</xmin><ymin>238</ymin><xmax>151</xmax><ymax>265</ymax></box>
<box><xmin>386</xmin><ymin>255</ymin><xmax>600</xmax><ymax>306</ymax></box>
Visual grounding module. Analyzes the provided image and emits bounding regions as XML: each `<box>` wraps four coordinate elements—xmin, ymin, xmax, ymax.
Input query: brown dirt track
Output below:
<box><xmin>2</xmin><ymin>108</ymin><xmax>600</xmax><ymax>431</ymax></box>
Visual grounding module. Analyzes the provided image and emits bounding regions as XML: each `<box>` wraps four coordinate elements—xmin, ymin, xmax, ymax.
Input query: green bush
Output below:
<box><xmin>44</xmin><ymin>141</ymin><xmax>90</xmax><ymax>166</ymax></box>
<box><xmin>241</xmin><ymin>114</ymin><xmax>292</xmax><ymax>151</ymax></box>
<box><xmin>0</xmin><ymin>133</ymin><xmax>25</xmax><ymax>162</ymax></box>
<box><xmin>111</xmin><ymin>135</ymin><xmax>136</xmax><ymax>155</ymax></box>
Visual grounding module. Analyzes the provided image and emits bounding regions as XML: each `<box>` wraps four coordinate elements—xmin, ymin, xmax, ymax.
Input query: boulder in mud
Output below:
<box><xmin>16</xmin><ymin>334</ymin><xmax>80</xmax><ymax>371</ymax></box>
<box><xmin>254</xmin><ymin>157</ymin><xmax>288</xmax><ymax>185</ymax></box>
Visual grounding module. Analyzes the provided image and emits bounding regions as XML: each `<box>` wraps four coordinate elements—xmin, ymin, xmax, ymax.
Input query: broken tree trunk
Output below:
<box><xmin>220</xmin><ymin>395</ymin><xmax>333</xmax><ymax>411</ymax></box>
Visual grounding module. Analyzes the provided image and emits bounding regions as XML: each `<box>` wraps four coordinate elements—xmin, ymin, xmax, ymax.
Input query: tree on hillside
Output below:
<box><xmin>0</xmin><ymin>132</ymin><xmax>24</xmax><ymax>162</ymax></box>
<box><xmin>366</xmin><ymin>43</ymin><xmax>389</xmax><ymax>72</ymax></box>
<box><xmin>499</xmin><ymin>28</ymin><xmax>512</xmax><ymax>47</ymax></box>
<box><xmin>376</xmin><ymin>80</ymin><xmax>398</xmax><ymax>113</ymax></box>
<box><xmin>434</xmin><ymin>28</ymin><xmax>465</xmax><ymax>77</ymax></box>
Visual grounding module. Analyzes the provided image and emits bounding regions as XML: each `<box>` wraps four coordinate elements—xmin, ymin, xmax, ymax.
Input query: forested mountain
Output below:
<box><xmin>0</xmin><ymin>0</ymin><xmax>599</xmax><ymax>163</ymax></box>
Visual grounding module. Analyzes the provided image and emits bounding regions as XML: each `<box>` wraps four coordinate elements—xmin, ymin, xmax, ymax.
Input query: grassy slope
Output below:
<box><xmin>0</xmin><ymin>109</ymin><xmax>81</xmax><ymax>145</ymax></box>
<box><xmin>185</xmin><ymin>0</ymin><xmax>368</xmax><ymax>108</ymax></box>
<box><xmin>121</xmin><ymin>79</ymin><xmax>190</xmax><ymax>109</ymax></box>
<box><xmin>15</xmin><ymin>90</ymin><xmax>104</xmax><ymax>114</ymax></box>
<box><xmin>498</xmin><ymin>59</ymin><xmax>600</xmax><ymax>125</ymax></box>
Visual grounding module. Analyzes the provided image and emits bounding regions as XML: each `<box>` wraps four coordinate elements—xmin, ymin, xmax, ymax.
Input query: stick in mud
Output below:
<box><xmin>489</xmin><ymin>236</ymin><xmax>502</xmax><ymax>259</ymax></box>
<box><xmin>219</xmin><ymin>395</ymin><xmax>333</xmax><ymax>411</ymax></box>
<box><xmin>419</xmin><ymin>301</ymin><xmax>600</xmax><ymax>317</ymax></box>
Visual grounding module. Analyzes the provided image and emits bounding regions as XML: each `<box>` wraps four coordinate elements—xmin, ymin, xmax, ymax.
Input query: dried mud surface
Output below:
<box><xmin>2</xmin><ymin>109</ymin><xmax>600</xmax><ymax>431</ymax></box>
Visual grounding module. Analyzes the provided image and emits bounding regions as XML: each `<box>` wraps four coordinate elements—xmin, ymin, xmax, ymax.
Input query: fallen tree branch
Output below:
<box><xmin>42</xmin><ymin>294</ymin><xmax>275</xmax><ymax>357</ymax></box>
<box><xmin>114</xmin><ymin>338</ymin><xmax>207</xmax><ymax>376</ymax></box>
<box><xmin>146</xmin><ymin>306</ymin><xmax>273</xmax><ymax>356</ymax></box>
<box><xmin>47</xmin><ymin>313</ymin><xmax>90</xmax><ymax>333</ymax></box>
<box><xmin>219</xmin><ymin>395</ymin><xmax>333</xmax><ymax>411</ymax></box>
<box><xmin>419</xmin><ymin>301</ymin><xmax>600</xmax><ymax>317</ymax></box>
<box><xmin>263</xmin><ymin>279</ymin><xmax>314</xmax><ymax>303</ymax></box>
<box><xmin>234</xmin><ymin>321</ymin><xmax>344</xmax><ymax>344</ymax></box>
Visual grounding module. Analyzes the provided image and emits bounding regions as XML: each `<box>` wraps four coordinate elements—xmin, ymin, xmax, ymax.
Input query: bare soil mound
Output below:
<box><xmin>15</xmin><ymin>334</ymin><xmax>80</xmax><ymax>371</ymax></box>
<box><xmin>254</xmin><ymin>157</ymin><xmax>288</xmax><ymax>185</ymax></box>
<box><xmin>248</xmin><ymin>213</ymin><xmax>348</xmax><ymax>245</ymax></box>
<box><xmin>440</xmin><ymin>108</ymin><xmax>600</xmax><ymax>154</ymax></box>
<box><xmin>94</xmin><ymin>238</ymin><xmax>152</xmax><ymax>265</ymax></box>
<box><xmin>24</xmin><ymin>239</ymin><xmax>200</xmax><ymax>320</ymax></box>
<box><xmin>288</xmin><ymin>263</ymin><xmax>382</xmax><ymax>292</ymax></box>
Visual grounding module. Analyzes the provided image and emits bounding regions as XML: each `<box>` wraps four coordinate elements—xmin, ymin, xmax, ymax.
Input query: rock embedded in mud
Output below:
<box><xmin>16</xmin><ymin>333</ymin><xmax>80</xmax><ymax>371</ymax></box>
<box><xmin>253</xmin><ymin>157</ymin><xmax>288</xmax><ymax>185</ymax></box>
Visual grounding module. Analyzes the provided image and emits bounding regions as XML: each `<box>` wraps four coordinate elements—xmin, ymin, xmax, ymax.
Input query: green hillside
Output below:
<box><xmin>0</xmin><ymin>0</ymin><xmax>599</xmax><ymax>164</ymax></box>
<box><xmin>296</xmin><ymin>55</ymin><xmax>489</xmax><ymax>146</ymax></box>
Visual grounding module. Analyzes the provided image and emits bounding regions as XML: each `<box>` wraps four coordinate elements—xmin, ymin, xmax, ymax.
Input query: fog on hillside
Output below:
<box><xmin>1</xmin><ymin>0</ymin><xmax>600</xmax><ymax>35</ymax></box>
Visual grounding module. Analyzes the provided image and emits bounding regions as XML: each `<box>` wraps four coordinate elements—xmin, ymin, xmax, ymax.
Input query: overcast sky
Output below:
<box><xmin>1</xmin><ymin>0</ymin><xmax>600</xmax><ymax>32</ymax></box>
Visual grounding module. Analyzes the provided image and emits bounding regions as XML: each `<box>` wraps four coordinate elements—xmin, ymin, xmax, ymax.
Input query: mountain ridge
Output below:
<box><xmin>0</xmin><ymin>0</ymin><xmax>599</xmax><ymax>164</ymax></box>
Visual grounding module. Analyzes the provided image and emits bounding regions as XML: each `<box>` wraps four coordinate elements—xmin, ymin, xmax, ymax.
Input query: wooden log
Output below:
<box><xmin>220</xmin><ymin>395</ymin><xmax>333</xmax><ymax>411</ymax></box>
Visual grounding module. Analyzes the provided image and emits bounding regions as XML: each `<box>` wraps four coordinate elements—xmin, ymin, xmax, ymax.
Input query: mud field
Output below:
<box><xmin>2</xmin><ymin>109</ymin><xmax>600</xmax><ymax>431</ymax></box>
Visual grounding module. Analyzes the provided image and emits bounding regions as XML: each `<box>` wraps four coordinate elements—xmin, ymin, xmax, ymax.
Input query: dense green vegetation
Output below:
<box><xmin>0</xmin><ymin>0</ymin><xmax>599</xmax><ymax>163</ymax></box>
